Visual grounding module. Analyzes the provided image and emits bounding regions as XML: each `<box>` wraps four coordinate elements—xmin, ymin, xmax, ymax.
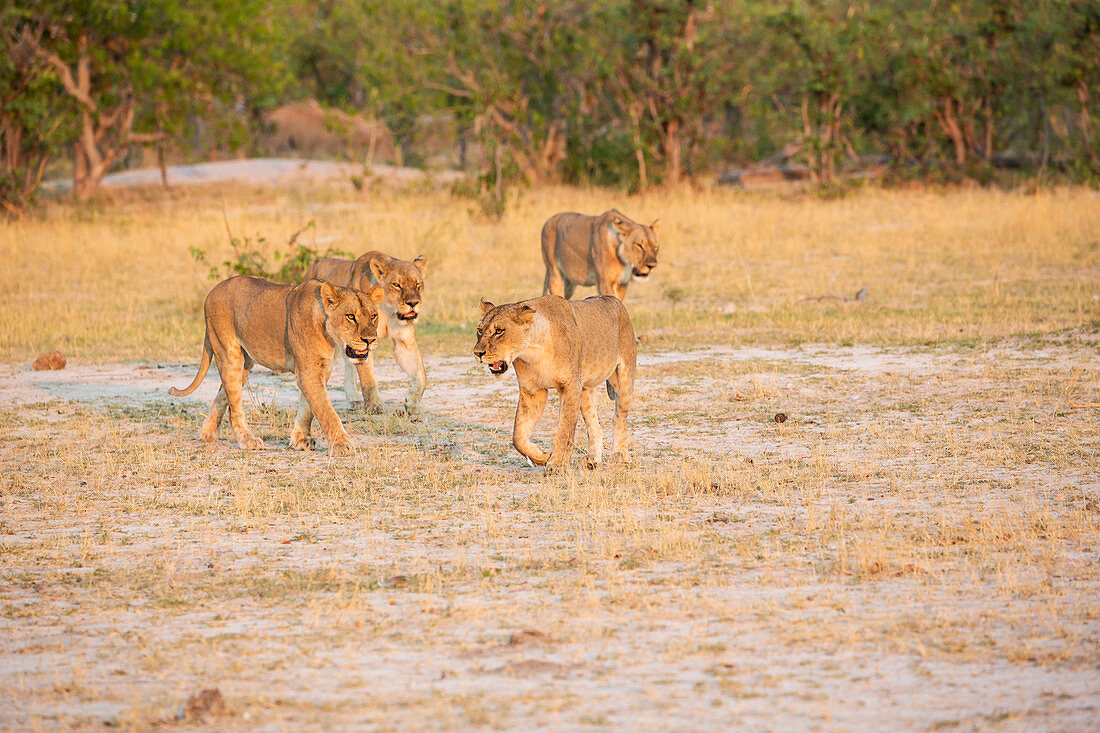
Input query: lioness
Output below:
<box><xmin>169</xmin><ymin>276</ymin><xmax>385</xmax><ymax>457</ymax></box>
<box><xmin>473</xmin><ymin>294</ymin><xmax>636</xmax><ymax>471</ymax></box>
<box><xmin>541</xmin><ymin>209</ymin><xmax>660</xmax><ymax>301</ymax></box>
<box><xmin>303</xmin><ymin>251</ymin><xmax>428</xmax><ymax>416</ymax></box>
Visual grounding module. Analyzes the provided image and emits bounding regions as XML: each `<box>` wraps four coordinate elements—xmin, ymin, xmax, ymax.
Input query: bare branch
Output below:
<box><xmin>32</xmin><ymin>46</ymin><xmax>97</xmax><ymax>114</ymax></box>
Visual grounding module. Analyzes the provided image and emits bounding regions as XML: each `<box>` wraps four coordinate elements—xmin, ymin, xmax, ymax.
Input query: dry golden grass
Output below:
<box><xmin>1</xmin><ymin>182</ymin><xmax>1097</xmax><ymax>361</ymax></box>
<box><xmin>1</xmin><ymin>180</ymin><xmax>1098</xmax><ymax>730</ymax></box>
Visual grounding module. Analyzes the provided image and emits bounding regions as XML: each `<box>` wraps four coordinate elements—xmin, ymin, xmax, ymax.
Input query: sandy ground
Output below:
<box><xmin>43</xmin><ymin>158</ymin><xmax>463</xmax><ymax>192</ymax></box>
<box><xmin>2</xmin><ymin>341</ymin><xmax>1099</xmax><ymax>730</ymax></box>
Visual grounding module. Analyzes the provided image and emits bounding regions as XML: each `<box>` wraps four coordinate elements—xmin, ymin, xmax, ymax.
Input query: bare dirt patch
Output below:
<box><xmin>2</xmin><ymin>341</ymin><xmax>1098</xmax><ymax>730</ymax></box>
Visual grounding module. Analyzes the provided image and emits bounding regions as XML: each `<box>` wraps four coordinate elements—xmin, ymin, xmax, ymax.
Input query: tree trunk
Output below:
<box><xmin>628</xmin><ymin>103</ymin><xmax>647</xmax><ymax>188</ymax></box>
<box><xmin>935</xmin><ymin>98</ymin><xmax>967</xmax><ymax>166</ymax></box>
<box><xmin>1078</xmin><ymin>81</ymin><xmax>1099</xmax><ymax>172</ymax></box>
<box><xmin>662</xmin><ymin>118</ymin><xmax>682</xmax><ymax>185</ymax></box>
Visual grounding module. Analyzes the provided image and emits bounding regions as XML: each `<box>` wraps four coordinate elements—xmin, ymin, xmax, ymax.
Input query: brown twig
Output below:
<box><xmin>799</xmin><ymin>285</ymin><xmax>868</xmax><ymax>304</ymax></box>
<box><xmin>220</xmin><ymin>199</ymin><xmax>235</xmax><ymax>247</ymax></box>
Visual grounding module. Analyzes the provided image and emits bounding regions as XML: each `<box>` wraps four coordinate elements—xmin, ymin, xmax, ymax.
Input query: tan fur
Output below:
<box><xmin>473</xmin><ymin>294</ymin><xmax>636</xmax><ymax>471</ymax></box>
<box><xmin>303</xmin><ymin>251</ymin><xmax>428</xmax><ymax>416</ymax></box>
<box><xmin>169</xmin><ymin>276</ymin><xmax>384</xmax><ymax>457</ymax></box>
<box><xmin>541</xmin><ymin>209</ymin><xmax>660</xmax><ymax>300</ymax></box>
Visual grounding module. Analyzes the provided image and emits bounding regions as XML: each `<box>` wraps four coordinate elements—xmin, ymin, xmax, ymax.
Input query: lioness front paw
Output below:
<box><xmin>395</xmin><ymin>403</ymin><xmax>423</xmax><ymax>422</ymax></box>
<box><xmin>290</xmin><ymin>434</ymin><xmax>314</xmax><ymax>451</ymax></box>
<box><xmin>363</xmin><ymin>401</ymin><xmax>387</xmax><ymax>415</ymax></box>
<box><xmin>200</xmin><ymin>428</ymin><xmax>218</xmax><ymax>443</ymax></box>
<box><xmin>609</xmin><ymin>450</ymin><xmax>630</xmax><ymax>464</ymax></box>
<box><xmin>330</xmin><ymin>440</ymin><xmax>356</xmax><ymax>458</ymax></box>
<box><xmin>543</xmin><ymin>462</ymin><xmax>569</xmax><ymax>476</ymax></box>
<box><xmin>238</xmin><ymin>434</ymin><xmax>266</xmax><ymax>451</ymax></box>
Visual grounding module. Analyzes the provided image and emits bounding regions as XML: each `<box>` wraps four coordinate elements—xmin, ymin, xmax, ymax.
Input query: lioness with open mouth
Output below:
<box><xmin>169</xmin><ymin>276</ymin><xmax>384</xmax><ymax>457</ymax></box>
<box><xmin>541</xmin><ymin>209</ymin><xmax>660</xmax><ymax>301</ymax></box>
<box><xmin>304</xmin><ymin>250</ymin><xmax>428</xmax><ymax>417</ymax></box>
<box><xmin>474</xmin><ymin>294</ymin><xmax>636</xmax><ymax>471</ymax></box>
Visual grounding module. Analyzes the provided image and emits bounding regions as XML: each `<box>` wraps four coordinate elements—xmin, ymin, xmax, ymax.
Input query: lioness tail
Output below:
<box><xmin>169</xmin><ymin>334</ymin><xmax>213</xmax><ymax>397</ymax></box>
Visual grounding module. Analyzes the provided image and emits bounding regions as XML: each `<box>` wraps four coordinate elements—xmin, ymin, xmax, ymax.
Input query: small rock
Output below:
<box><xmin>508</xmin><ymin>629</ymin><xmax>549</xmax><ymax>646</ymax></box>
<box><xmin>33</xmin><ymin>350</ymin><xmax>66</xmax><ymax>371</ymax></box>
<box><xmin>175</xmin><ymin>688</ymin><xmax>228</xmax><ymax>723</ymax></box>
<box><xmin>773</xmin><ymin>412</ymin><xmax>788</xmax><ymax>423</ymax></box>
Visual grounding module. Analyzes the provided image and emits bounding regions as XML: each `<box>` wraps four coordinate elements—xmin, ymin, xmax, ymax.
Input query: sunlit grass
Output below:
<box><xmin>1</xmin><ymin>183</ymin><xmax>1097</xmax><ymax>362</ymax></box>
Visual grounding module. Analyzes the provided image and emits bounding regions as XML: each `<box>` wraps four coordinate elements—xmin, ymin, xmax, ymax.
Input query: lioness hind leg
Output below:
<box><xmin>222</xmin><ymin>356</ymin><xmax>265</xmax><ymax>451</ymax></box>
<box><xmin>545</xmin><ymin>267</ymin><xmax>567</xmax><ymax>298</ymax></box>
<box><xmin>609</xmin><ymin>364</ymin><xmax>632</xmax><ymax>462</ymax></box>
<box><xmin>200</xmin><ymin>386</ymin><xmax>229</xmax><ymax>443</ymax></box>
<box><xmin>290</xmin><ymin>393</ymin><xmax>315</xmax><ymax>450</ymax></box>
<box><xmin>580</xmin><ymin>387</ymin><xmax>603</xmax><ymax>469</ymax></box>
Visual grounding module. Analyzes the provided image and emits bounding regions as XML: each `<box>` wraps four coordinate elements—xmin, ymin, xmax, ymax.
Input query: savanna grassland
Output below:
<box><xmin>1</xmin><ymin>181</ymin><xmax>1099</xmax><ymax>731</ymax></box>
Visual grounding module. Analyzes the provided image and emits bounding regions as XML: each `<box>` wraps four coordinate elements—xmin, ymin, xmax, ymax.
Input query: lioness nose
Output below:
<box><xmin>406</xmin><ymin>297</ymin><xmax>420</xmax><ymax>307</ymax></box>
<box><xmin>473</xmin><ymin>347</ymin><xmax>485</xmax><ymax>358</ymax></box>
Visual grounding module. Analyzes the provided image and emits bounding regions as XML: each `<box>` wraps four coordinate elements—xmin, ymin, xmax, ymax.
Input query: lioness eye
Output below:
<box><xmin>391</xmin><ymin>283</ymin><xmax>401</xmax><ymax>290</ymax></box>
<box><xmin>370</xmin><ymin>314</ymin><xmax>377</xmax><ymax>322</ymax></box>
<box><xmin>494</xmin><ymin>328</ymin><xmax>504</xmax><ymax>336</ymax></box>
<box><xmin>346</xmin><ymin>314</ymin><xmax>356</xmax><ymax>323</ymax></box>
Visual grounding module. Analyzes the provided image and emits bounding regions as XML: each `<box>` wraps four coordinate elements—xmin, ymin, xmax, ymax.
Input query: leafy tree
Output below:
<box><xmin>0</xmin><ymin>19</ymin><xmax>66</xmax><ymax>214</ymax></box>
<box><xmin>593</xmin><ymin>0</ymin><xmax>733</xmax><ymax>186</ymax></box>
<box><xmin>8</xmin><ymin>0</ymin><xmax>286</xmax><ymax>201</ymax></box>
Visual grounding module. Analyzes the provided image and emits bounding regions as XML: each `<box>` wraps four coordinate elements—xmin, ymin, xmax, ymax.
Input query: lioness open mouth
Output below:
<box><xmin>345</xmin><ymin>345</ymin><xmax>370</xmax><ymax>360</ymax></box>
<box><xmin>397</xmin><ymin>310</ymin><xmax>418</xmax><ymax>321</ymax></box>
<box><xmin>488</xmin><ymin>360</ymin><xmax>508</xmax><ymax>375</ymax></box>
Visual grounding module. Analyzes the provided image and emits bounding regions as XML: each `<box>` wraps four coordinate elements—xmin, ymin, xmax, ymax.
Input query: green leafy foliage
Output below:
<box><xmin>4</xmin><ymin>0</ymin><xmax>1099</xmax><ymax>205</ymax></box>
<box><xmin>189</xmin><ymin>221</ymin><xmax>350</xmax><ymax>284</ymax></box>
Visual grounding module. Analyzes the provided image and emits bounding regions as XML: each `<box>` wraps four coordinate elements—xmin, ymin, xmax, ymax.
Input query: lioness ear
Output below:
<box><xmin>368</xmin><ymin>258</ymin><xmax>388</xmax><ymax>284</ymax></box>
<box><xmin>369</xmin><ymin>285</ymin><xmax>385</xmax><ymax>306</ymax></box>
<box><xmin>413</xmin><ymin>255</ymin><xmax>428</xmax><ymax>278</ymax></box>
<box><xmin>516</xmin><ymin>304</ymin><xmax>536</xmax><ymax>325</ymax></box>
<box><xmin>650</xmin><ymin>219</ymin><xmax>660</xmax><ymax>233</ymax></box>
<box><xmin>319</xmin><ymin>282</ymin><xmax>342</xmax><ymax>313</ymax></box>
<box><xmin>479</xmin><ymin>298</ymin><xmax>495</xmax><ymax>317</ymax></box>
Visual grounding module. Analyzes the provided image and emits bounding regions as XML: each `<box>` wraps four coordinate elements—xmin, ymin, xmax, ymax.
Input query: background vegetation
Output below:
<box><xmin>2</xmin><ymin>0</ymin><xmax>1099</xmax><ymax>210</ymax></box>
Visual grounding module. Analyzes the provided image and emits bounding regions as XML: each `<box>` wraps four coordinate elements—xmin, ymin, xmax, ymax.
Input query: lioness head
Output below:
<box><xmin>473</xmin><ymin>298</ymin><xmax>536</xmax><ymax>376</ymax></box>
<box><xmin>367</xmin><ymin>255</ymin><xmax>428</xmax><ymax>323</ymax></box>
<box><xmin>320</xmin><ymin>282</ymin><xmax>385</xmax><ymax>364</ymax></box>
<box><xmin>612</xmin><ymin>216</ymin><xmax>661</xmax><ymax>279</ymax></box>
